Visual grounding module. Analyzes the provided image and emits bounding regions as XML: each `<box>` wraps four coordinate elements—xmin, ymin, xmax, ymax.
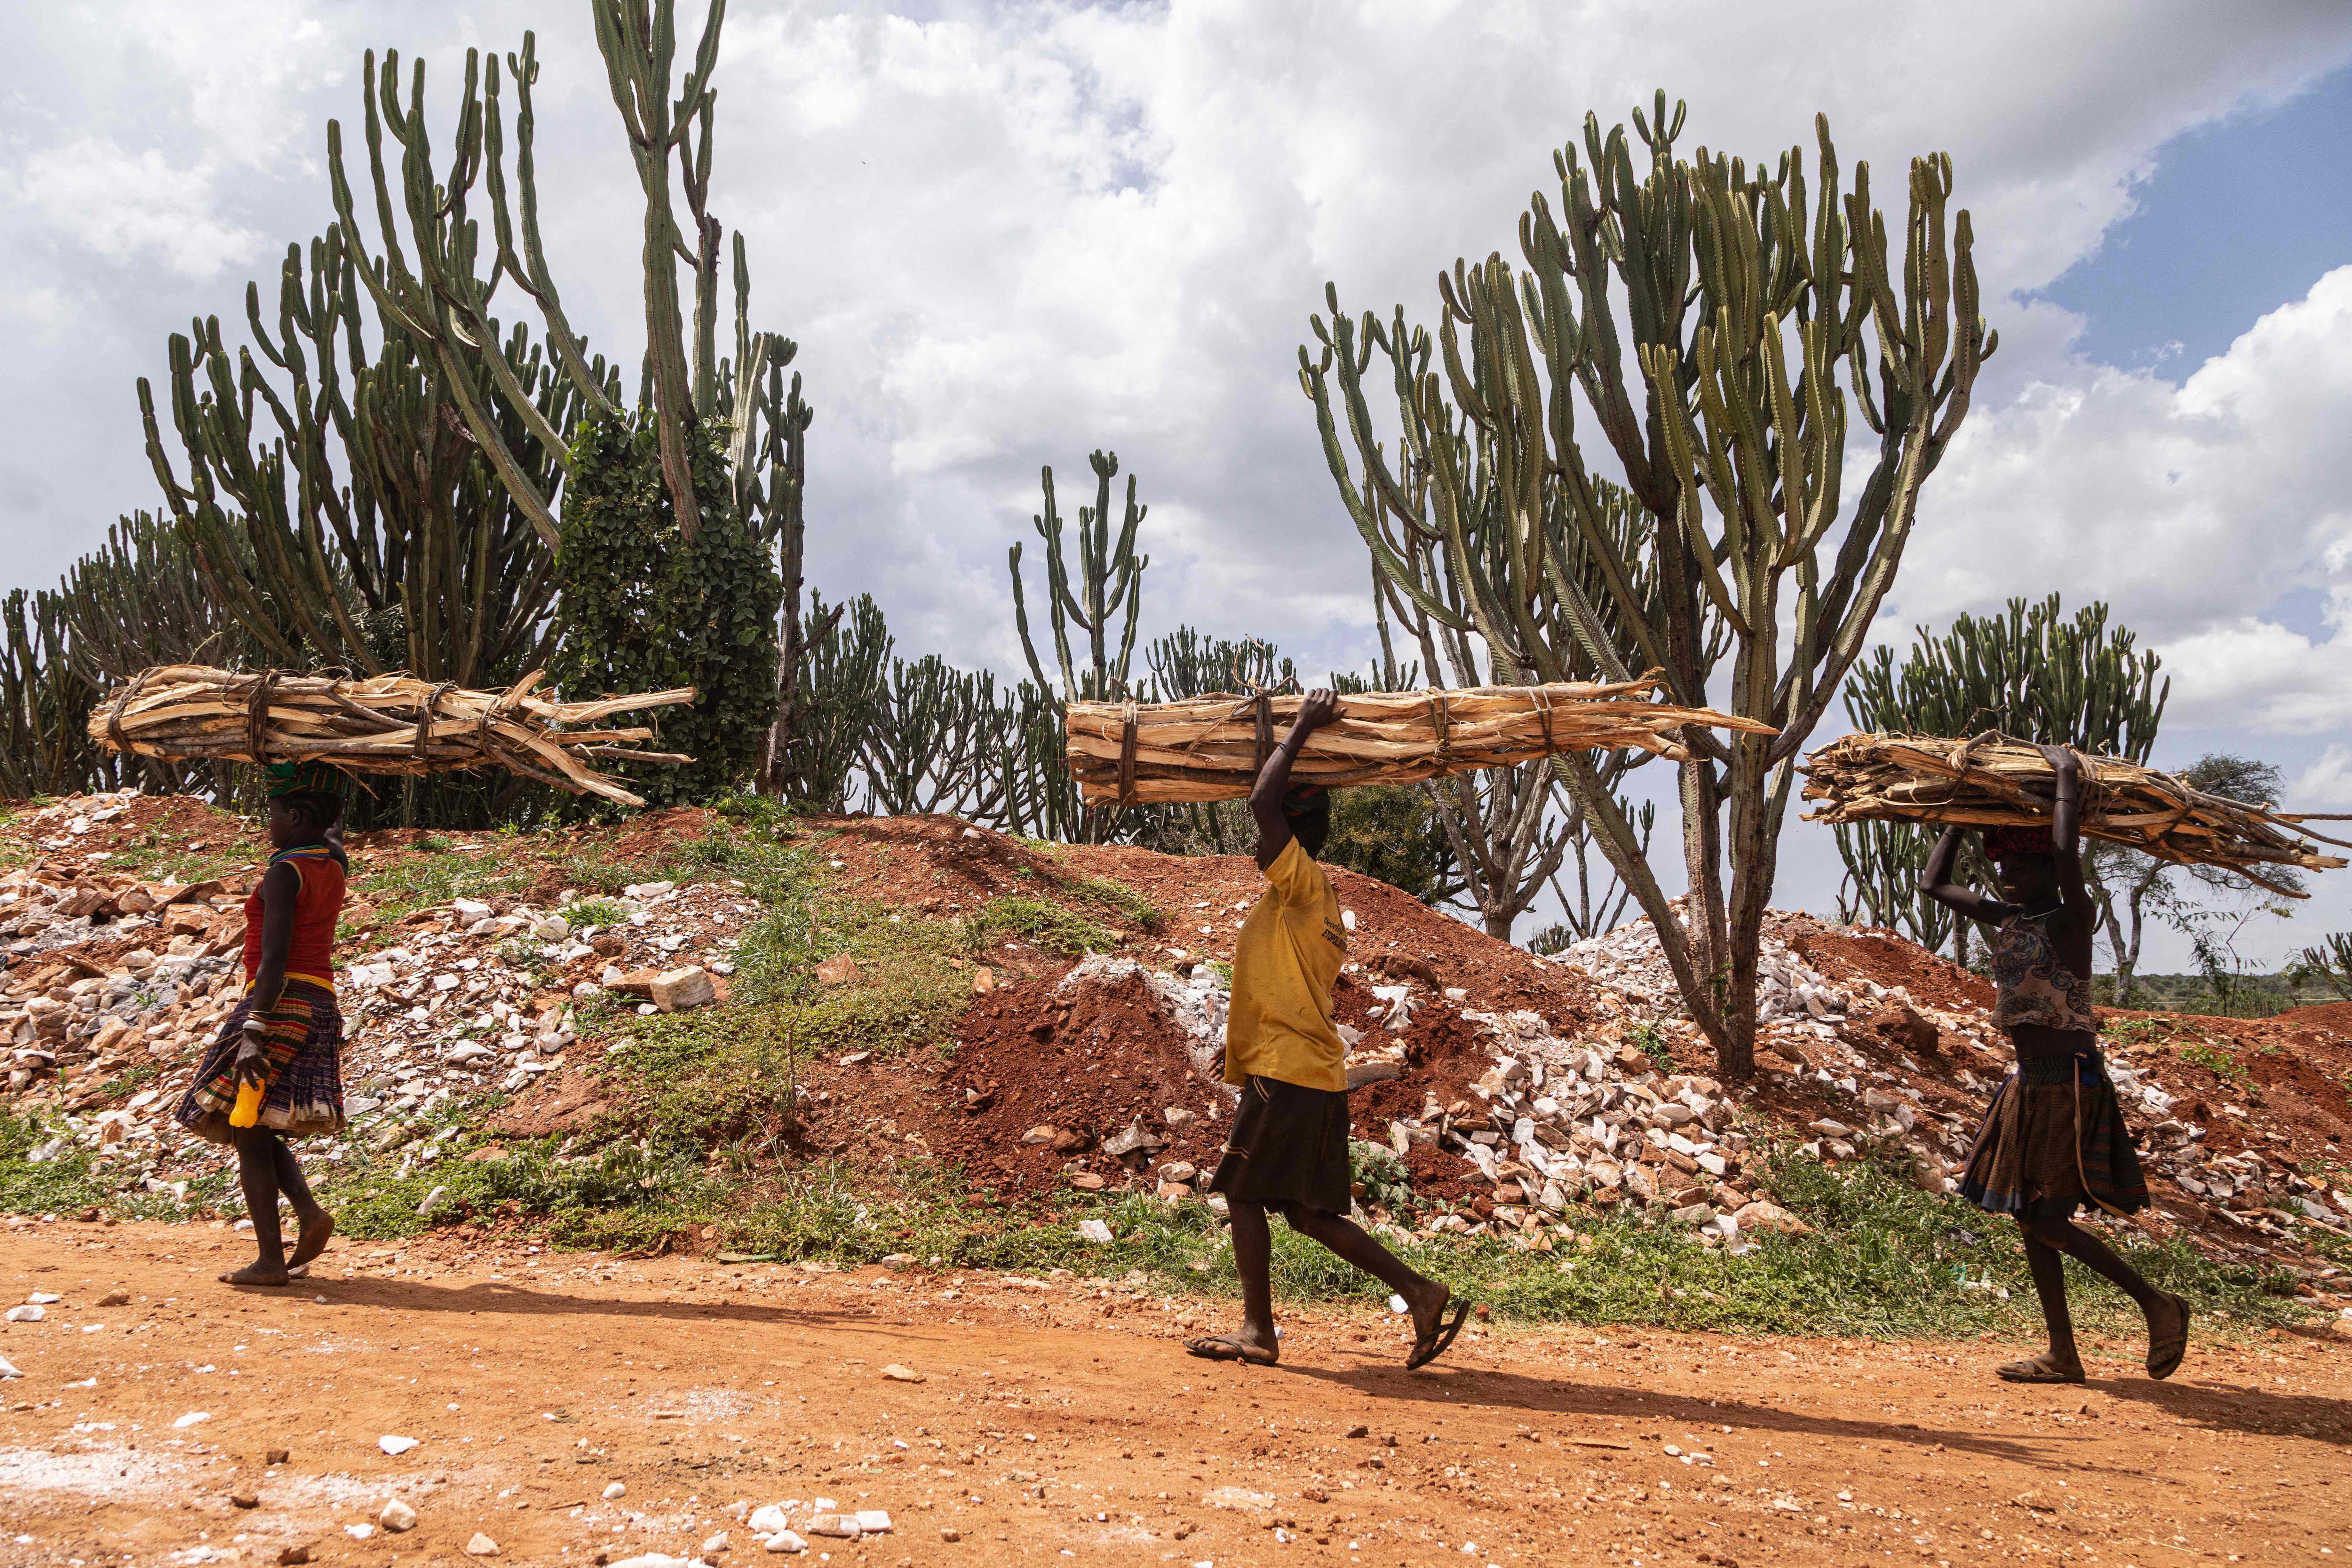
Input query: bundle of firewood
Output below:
<box><xmin>1801</xmin><ymin>731</ymin><xmax>2350</xmax><ymax>895</ymax></box>
<box><xmin>1065</xmin><ymin>676</ymin><xmax>1775</xmax><ymax>805</ymax></box>
<box><xmin>88</xmin><ymin>666</ymin><xmax>695</xmax><ymax>807</ymax></box>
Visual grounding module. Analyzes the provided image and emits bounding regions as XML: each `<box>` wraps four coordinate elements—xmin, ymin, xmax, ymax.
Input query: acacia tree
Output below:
<box><xmin>2103</xmin><ymin>754</ymin><xmax>2302</xmax><ymax>1003</ymax></box>
<box><xmin>1305</xmin><ymin>94</ymin><xmax>1994</xmax><ymax>1077</ymax></box>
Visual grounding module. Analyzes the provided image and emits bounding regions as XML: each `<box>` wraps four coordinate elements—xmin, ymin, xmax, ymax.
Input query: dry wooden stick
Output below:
<box><xmin>1800</xmin><ymin>731</ymin><xmax>2350</xmax><ymax>896</ymax></box>
<box><xmin>1065</xmin><ymin>675</ymin><xmax>1776</xmax><ymax>805</ymax></box>
<box><xmin>88</xmin><ymin>666</ymin><xmax>696</xmax><ymax>808</ymax></box>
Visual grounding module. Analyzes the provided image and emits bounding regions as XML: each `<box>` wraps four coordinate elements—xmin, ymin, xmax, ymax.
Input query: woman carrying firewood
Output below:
<box><xmin>1921</xmin><ymin>744</ymin><xmax>2191</xmax><ymax>1384</ymax></box>
<box><xmin>174</xmin><ymin>762</ymin><xmax>347</xmax><ymax>1286</ymax></box>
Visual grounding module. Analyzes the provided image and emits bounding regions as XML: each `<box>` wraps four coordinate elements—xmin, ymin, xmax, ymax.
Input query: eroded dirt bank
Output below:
<box><xmin>3</xmin><ymin>1220</ymin><xmax>2348</xmax><ymax>1567</ymax></box>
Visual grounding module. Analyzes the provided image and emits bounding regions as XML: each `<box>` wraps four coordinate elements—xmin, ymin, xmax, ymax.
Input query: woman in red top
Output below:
<box><xmin>175</xmin><ymin>763</ymin><xmax>349</xmax><ymax>1286</ymax></box>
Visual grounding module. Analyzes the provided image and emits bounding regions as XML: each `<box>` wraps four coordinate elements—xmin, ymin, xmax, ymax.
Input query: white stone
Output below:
<box><xmin>603</xmin><ymin>1481</ymin><xmax>628</xmax><ymax>1500</ymax></box>
<box><xmin>853</xmin><ymin>1511</ymin><xmax>891</xmax><ymax>1534</ymax></box>
<box><xmin>749</xmin><ymin>1505</ymin><xmax>790</xmax><ymax>1535</ymax></box>
<box><xmin>171</xmin><ymin>1409</ymin><xmax>208</xmax><ymax>1426</ymax></box>
<box><xmin>379</xmin><ymin>1497</ymin><xmax>418</xmax><ymax>1532</ymax></box>
<box><xmin>701</xmin><ymin>1531</ymin><xmax>730</xmax><ymax>1554</ymax></box>
<box><xmin>804</xmin><ymin>1514</ymin><xmax>861</xmax><ymax>1539</ymax></box>
<box><xmin>378</xmin><ymin>1433</ymin><xmax>419</xmax><ymax>1456</ymax></box>
<box><xmin>762</xmin><ymin>1533</ymin><xmax>807</xmax><ymax>1555</ymax></box>
<box><xmin>464</xmin><ymin>1533</ymin><xmax>501</xmax><ymax>1557</ymax></box>
<box><xmin>651</xmin><ymin>967</ymin><xmax>716</xmax><ymax>1012</ymax></box>
<box><xmin>5</xmin><ymin>1305</ymin><xmax>43</xmax><ymax>1323</ymax></box>
<box><xmin>1074</xmin><ymin>1219</ymin><xmax>1114</xmax><ymax>1244</ymax></box>
<box><xmin>345</xmin><ymin>1524</ymin><xmax>375</xmax><ymax>1540</ymax></box>
<box><xmin>0</xmin><ymin>1354</ymin><xmax>19</xmax><ymax>1379</ymax></box>
<box><xmin>452</xmin><ymin>899</ymin><xmax>493</xmax><ymax>920</ymax></box>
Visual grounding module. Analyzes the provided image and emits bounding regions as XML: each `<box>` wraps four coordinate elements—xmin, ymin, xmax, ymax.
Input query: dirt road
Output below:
<box><xmin>3</xmin><ymin>1220</ymin><xmax>2347</xmax><ymax>1566</ymax></box>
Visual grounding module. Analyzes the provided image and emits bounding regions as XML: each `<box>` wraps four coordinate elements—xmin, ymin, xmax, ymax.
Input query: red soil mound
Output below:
<box><xmin>1793</xmin><ymin>925</ymin><xmax>1994</xmax><ymax>1014</ymax></box>
<box><xmin>922</xmin><ymin>963</ymin><xmax>1229</xmax><ymax>1195</ymax></box>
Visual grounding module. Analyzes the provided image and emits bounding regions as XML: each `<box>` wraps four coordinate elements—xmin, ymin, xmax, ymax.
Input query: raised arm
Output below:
<box><xmin>1919</xmin><ymin>824</ymin><xmax>2006</xmax><ymax>925</ymax></box>
<box><xmin>2041</xmin><ymin>743</ymin><xmax>2096</xmax><ymax>926</ymax></box>
<box><xmin>1250</xmin><ymin>688</ymin><xmax>1337</xmax><ymax>871</ymax></box>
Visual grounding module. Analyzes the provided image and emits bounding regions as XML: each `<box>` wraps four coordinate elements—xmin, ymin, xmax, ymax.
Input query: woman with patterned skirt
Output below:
<box><xmin>175</xmin><ymin>762</ymin><xmax>349</xmax><ymax>1286</ymax></box>
<box><xmin>1922</xmin><ymin>743</ymin><xmax>2191</xmax><ymax>1384</ymax></box>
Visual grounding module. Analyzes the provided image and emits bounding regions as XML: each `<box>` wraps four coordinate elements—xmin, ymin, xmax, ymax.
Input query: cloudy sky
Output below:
<box><xmin>6</xmin><ymin>1</ymin><xmax>2352</xmax><ymax>968</ymax></box>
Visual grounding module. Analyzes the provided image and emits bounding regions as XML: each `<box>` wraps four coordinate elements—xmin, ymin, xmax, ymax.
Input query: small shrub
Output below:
<box><xmin>965</xmin><ymin>896</ymin><xmax>1118</xmax><ymax>958</ymax></box>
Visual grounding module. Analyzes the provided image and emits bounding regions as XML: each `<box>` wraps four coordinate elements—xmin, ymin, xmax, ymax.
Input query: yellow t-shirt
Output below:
<box><xmin>1223</xmin><ymin>838</ymin><xmax>1350</xmax><ymax>1093</ymax></box>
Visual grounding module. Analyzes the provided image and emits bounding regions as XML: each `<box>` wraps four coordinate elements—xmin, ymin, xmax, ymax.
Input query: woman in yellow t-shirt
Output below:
<box><xmin>1187</xmin><ymin>689</ymin><xmax>1467</xmax><ymax>1370</ymax></box>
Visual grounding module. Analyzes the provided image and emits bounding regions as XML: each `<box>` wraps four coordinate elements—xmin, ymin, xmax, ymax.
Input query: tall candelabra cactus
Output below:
<box><xmin>0</xmin><ymin>590</ymin><xmax>101</xmax><ymax>800</ymax></box>
<box><xmin>140</xmin><ymin>226</ymin><xmax>581</xmax><ymax>704</ymax></box>
<box><xmin>1305</xmin><ymin>284</ymin><xmax>1682</xmax><ymax>945</ymax></box>
<box><xmin>1009</xmin><ymin>451</ymin><xmax>1149</xmax><ymax>702</ymax></box>
<box><xmin>1840</xmin><ymin>595</ymin><xmax>2172</xmax><ymax>984</ymax></box>
<box><xmin>1306</xmin><ymin>94</ymin><xmax>1994</xmax><ymax>1077</ymax></box>
<box><xmin>326</xmin><ymin>9</ymin><xmax>812</xmax><ymax>802</ymax></box>
<box><xmin>1006</xmin><ymin>450</ymin><xmax>1151</xmax><ymax>842</ymax></box>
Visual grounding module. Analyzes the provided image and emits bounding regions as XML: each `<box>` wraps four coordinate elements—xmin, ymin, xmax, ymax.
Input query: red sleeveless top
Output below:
<box><xmin>242</xmin><ymin>843</ymin><xmax>347</xmax><ymax>988</ymax></box>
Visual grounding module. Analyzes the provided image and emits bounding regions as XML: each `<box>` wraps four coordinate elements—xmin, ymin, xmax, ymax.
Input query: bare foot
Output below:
<box><xmin>287</xmin><ymin>1210</ymin><xmax>336</xmax><ymax>1270</ymax></box>
<box><xmin>219</xmin><ymin>1260</ymin><xmax>291</xmax><ymax>1287</ymax></box>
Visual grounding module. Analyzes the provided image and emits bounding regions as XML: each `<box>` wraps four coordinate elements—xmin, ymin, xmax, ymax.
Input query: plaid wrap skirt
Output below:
<box><xmin>1958</xmin><ymin>1050</ymin><xmax>2147</xmax><ymax>1223</ymax></box>
<box><xmin>173</xmin><ymin>976</ymin><xmax>346</xmax><ymax>1146</ymax></box>
<box><xmin>1208</xmin><ymin>1074</ymin><xmax>1353</xmax><ymax>1215</ymax></box>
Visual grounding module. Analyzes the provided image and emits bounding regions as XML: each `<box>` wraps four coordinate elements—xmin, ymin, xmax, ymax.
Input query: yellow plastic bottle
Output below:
<box><xmin>230</xmin><ymin>1080</ymin><xmax>265</xmax><ymax>1129</ymax></box>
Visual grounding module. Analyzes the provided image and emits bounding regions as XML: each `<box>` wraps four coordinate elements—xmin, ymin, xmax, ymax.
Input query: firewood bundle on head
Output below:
<box><xmin>1065</xmin><ymin>676</ymin><xmax>1777</xmax><ymax>805</ymax></box>
<box><xmin>1801</xmin><ymin>732</ymin><xmax>2351</xmax><ymax>896</ymax></box>
<box><xmin>89</xmin><ymin>666</ymin><xmax>696</xmax><ymax>808</ymax></box>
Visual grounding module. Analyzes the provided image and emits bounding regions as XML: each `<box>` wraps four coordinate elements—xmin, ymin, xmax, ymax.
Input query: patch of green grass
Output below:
<box><xmin>1629</xmin><ymin>1021</ymin><xmax>1676</xmax><ymax>1075</ymax></box>
<box><xmin>966</xmin><ymin>896</ymin><xmax>1118</xmax><ymax>959</ymax></box>
<box><xmin>1031</xmin><ymin>853</ymin><xmax>1164</xmax><ymax>934</ymax></box>
<box><xmin>317</xmin><ymin>1134</ymin><xmax>723</xmax><ymax>1250</ymax></box>
<box><xmin>495</xmin><ymin>938</ymin><xmax>557</xmax><ymax>987</ymax></box>
<box><xmin>0</xmin><ymin>1111</ymin><xmax>206</xmax><ymax>1221</ymax></box>
<box><xmin>2177</xmin><ymin>1040</ymin><xmax>2251</xmax><ymax>1086</ymax></box>
<box><xmin>565</xmin><ymin>897</ymin><xmax>628</xmax><ymax>930</ymax></box>
<box><xmin>358</xmin><ymin>850</ymin><xmax>530</xmax><ymax>922</ymax></box>
<box><xmin>0</xmin><ymin>1112</ymin><xmax>112</xmax><ymax>1216</ymax></box>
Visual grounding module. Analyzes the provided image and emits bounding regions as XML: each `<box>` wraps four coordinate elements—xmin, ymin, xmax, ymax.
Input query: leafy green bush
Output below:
<box><xmin>552</xmin><ymin>410</ymin><xmax>782</xmax><ymax>808</ymax></box>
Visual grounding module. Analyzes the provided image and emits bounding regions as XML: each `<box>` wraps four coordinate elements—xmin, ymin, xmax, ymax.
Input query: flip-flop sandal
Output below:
<box><xmin>2147</xmin><ymin>1292</ymin><xmax>2191</xmax><ymax>1380</ymax></box>
<box><xmin>1185</xmin><ymin>1335</ymin><xmax>1277</xmax><ymax>1366</ymax></box>
<box><xmin>1406</xmin><ymin>1299</ymin><xmax>1471</xmax><ymax>1371</ymax></box>
<box><xmin>1995</xmin><ymin>1354</ymin><xmax>2086</xmax><ymax>1385</ymax></box>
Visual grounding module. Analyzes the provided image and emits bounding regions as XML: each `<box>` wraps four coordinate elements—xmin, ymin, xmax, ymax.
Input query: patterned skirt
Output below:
<box><xmin>1208</xmin><ymin>1074</ymin><xmax>1353</xmax><ymax>1215</ymax></box>
<box><xmin>173</xmin><ymin>976</ymin><xmax>346</xmax><ymax>1146</ymax></box>
<box><xmin>1959</xmin><ymin>1050</ymin><xmax>2147</xmax><ymax>1222</ymax></box>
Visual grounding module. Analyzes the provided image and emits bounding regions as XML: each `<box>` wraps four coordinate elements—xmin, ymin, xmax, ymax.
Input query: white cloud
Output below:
<box><xmin>2293</xmin><ymin>744</ymin><xmax>2352</xmax><ymax>810</ymax></box>
<box><xmin>2</xmin><ymin>138</ymin><xmax>265</xmax><ymax>277</ymax></box>
<box><xmin>1887</xmin><ymin>265</ymin><xmax>2352</xmax><ymax>731</ymax></box>
<box><xmin>8</xmin><ymin>0</ymin><xmax>2352</xmax><ymax>705</ymax></box>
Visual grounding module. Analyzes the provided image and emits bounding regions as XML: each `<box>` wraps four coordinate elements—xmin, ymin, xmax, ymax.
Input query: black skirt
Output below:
<box><xmin>1208</xmin><ymin>1074</ymin><xmax>1353</xmax><ymax>1214</ymax></box>
<box><xmin>1958</xmin><ymin>1049</ymin><xmax>2148</xmax><ymax>1223</ymax></box>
